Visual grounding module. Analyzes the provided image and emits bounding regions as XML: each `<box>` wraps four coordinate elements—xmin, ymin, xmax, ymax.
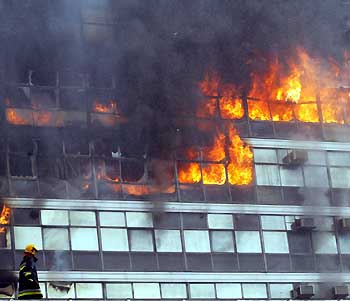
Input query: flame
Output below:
<box><xmin>122</xmin><ymin>184</ymin><xmax>149</xmax><ymax>196</ymax></box>
<box><xmin>93</xmin><ymin>99</ymin><xmax>118</xmax><ymax>113</ymax></box>
<box><xmin>6</xmin><ymin>109</ymin><xmax>28</xmax><ymax>125</ymax></box>
<box><xmin>202</xmin><ymin>164</ymin><xmax>226</xmax><ymax>185</ymax></box>
<box><xmin>0</xmin><ymin>205</ymin><xmax>10</xmax><ymax>233</ymax></box>
<box><xmin>178</xmin><ymin>162</ymin><xmax>201</xmax><ymax>184</ymax></box>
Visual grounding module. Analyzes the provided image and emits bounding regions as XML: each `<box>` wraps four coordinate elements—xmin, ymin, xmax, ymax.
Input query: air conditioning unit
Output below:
<box><xmin>292</xmin><ymin>285</ymin><xmax>314</xmax><ymax>299</ymax></box>
<box><xmin>292</xmin><ymin>218</ymin><xmax>316</xmax><ymax>231</ymax></box>
<box><xmin>283</xmin><ymin>150</ymin><xmax>308</xmax><ymax>166</ymax></box>
<box><xmin>339</xmin><ymin>218</ymin><xmax>350</xmax><ymax>231</ymax></box>
<box><xmin>333</xmin><ymin>286</ymin><xmax>349</xmax><ymax>299</ymax></box>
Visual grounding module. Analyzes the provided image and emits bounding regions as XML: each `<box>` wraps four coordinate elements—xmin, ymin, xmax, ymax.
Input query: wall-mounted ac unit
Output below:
<box><xmin>292</xmin><ymin>285</ymin><xmax>314</xmax><ymax>299</ymax></box>
<box><xmin>292</xmin><ymin>218</ymin><xmax>316</xmax><ymax>231</ymax></box>
<box><xmin>333</xmin><ymin>286</ymin><xmax>349</xmax><ymax>299</ymax></box>
<box><xmin>283</xmin><ymin>150</ymin><xmax>308</xmax><ymax>166</ymax></box>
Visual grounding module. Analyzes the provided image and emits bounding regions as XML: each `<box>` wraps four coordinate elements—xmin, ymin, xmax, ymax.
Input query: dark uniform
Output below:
<box><xmin>18</xmin><ymin>255</ymin><xmax>43</xmax><ymax>299</ymax></box>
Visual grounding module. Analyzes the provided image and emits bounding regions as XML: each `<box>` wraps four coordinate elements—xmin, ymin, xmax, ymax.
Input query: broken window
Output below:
<box><xmin>121</xmin><ymin>160</ymin><xmax>145</xmax><ymax>182</ymax></box>
<box><xmin>60</xmin><ymin>88</ymin><xmax>85</xmax><ymax>111</ymax></box>
<box><xmin>9</xmin><ymin>155</ymin><xmax>33</xmax><ymax>177</ymax></box>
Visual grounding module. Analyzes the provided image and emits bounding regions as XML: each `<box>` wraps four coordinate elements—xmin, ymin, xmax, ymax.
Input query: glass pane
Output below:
<box><xmin>235</xmin><ymin>231</ymin><xmax>261</xmax><ymax>253</ymax></box>
<box><xmin>70</xmin><ymin>211</ymin><xmax>96</xmax><ymax>226</ymax></box>
<box><xmin>263</xmin><ymin>232</ymin><xmax>289</xmax><ymax>253</ymax></box>
<box><xmin>129</xmin><ymin>230</ymin><xmax>154</xmax><ymax>251</ymax></box>
<box><xmin>99</xmin><ymin>212</ymin><xmax>125</xmax><ymax>227</ymax></box>
<box><xmin>70</xmin><ymin>228</ymin><xmax>98</xmax><ymax>251</ymax></box>
<box><xmin>306</xmin><ymin>151</ymin><xmax>326</xmax><ymax>165</ymax></box>
<box><xmin>255</xmin><ymin>164</ymin><xmax>281</xmax><ymax>186</ymax></box>
<box><xmin>41</xmin><ymin>210</ymin><xmax>69</xmax><ymax>225</ymax></box>
<box><xmin>261</xmin><ymin>216</ymin><xmax>285</xmax><ymax>230</ymax></box>
<box><xmin>106</xmin><ymin>283</ymin><xmax>132</xmax><ymax>299</ymax></box>
<box><xmin>155</xmin><ymin>230</ymin><xmax>182</xmax><ymax>252</ymax></box>
<box><xmin>14</xmin><ymin>227</ymin><xmax>43</xmax><ymax>249</ymax></box>
<box><xmin>253</xmin><ymin>149</ymin><xmax>277</xmax><ymax>163</ymax></box>
<box><xmin>216</xmin><ymin>283</ymin><xmax>242</xmax><ymax>299</ymax></box>
<box><xmin>303</xmin><ymin>166</ymin><xmax>329</xmax><ymax>187</ymax></box>
<box><xmin>161</xmin><ymin>283</ymin><xmax>187</xmax><ymax>298</ymax></box>
<box><xmin>280</xmin><ymin>167</ymin><xmax>304</xmax><ymax>186</ymax></box>
<box><xmin>101</xmin><ymin>228</ymin><xmax>129</xmax><ymax>251</ymax></box>
<box><xmin>76</xmin><ymin>283</ymin><xmax>103</xmax><ymax>298</ymax></box>
<box><xmin>184</xmin><ymin>230</ymin><xmax>210</xmax><ymax>252</ymax></box>
<box><xmin>269</xmin><ymin>283</ymin><xmax>293</xmax><ymax>298</ymax></box>
<box><xmin>330</xmin><ymin>167</ymin><xmax>350</xmax><ymax>188</ymax></box>
<box><xmin>208</xmin><ymin>214</ymin><xmax>233</xmax><ymax>229</ymax></box>
<box><xmin>47</xmin><ymin>282</ymin><xmax>75</xmax><ymax>299</ymax></box>
<box><xmin>338</xmin><ymin>233</ymin><xmax>350</xmax><ymax>254</ymax></box>
<box><xmin>242</xmin><ymin>283</ymin><xmax>267</xmax><ymax>298</ymax></box>
<box><xmin>133</xmin><ymin>283</ymin><xmax>160</xmax><ymax>299</ymax></box>
<box><xmin>126</xmin><ymin>212</ymin><xmax>153</xmax><ymax>228</ymax></box>
<box><xmin>312</xmin><ymin>232</ymin><xmax>337</xmax><ymax>254</ymax></box>
<box><xmin>190</xmin><ymin>283</ymin><xmax>215</xmax><ymax>298</ymax></box>
<box><xmin>328</xmin><ymin>151</ymin><xmax>350</xmax><ymax>166</ymax></box>
<box><xmin>211</xmin><ymin>231</ymin><xmax>234</xmax><ymax>252</ymax></box>
<box><xmin>43</xmin><ymin>228</ymin><xmax>69</xmax><ymax>250</ymax></box>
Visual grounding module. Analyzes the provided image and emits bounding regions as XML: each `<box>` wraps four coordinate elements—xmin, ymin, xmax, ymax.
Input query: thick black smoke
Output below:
<box><xmin>1</xmin><ymin>0</ymin><xmax>349</xmax><ymax>157</ymax></box>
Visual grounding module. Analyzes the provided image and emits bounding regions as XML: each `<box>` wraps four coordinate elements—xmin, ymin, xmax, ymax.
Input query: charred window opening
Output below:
<box><xmin>4</xmin><ymin>86</ymin><xmax>30</xmax><ymax>108</ymax></box>
<box><xmin>93</xmin><ymin>136</ymin><xmax>119</xmax><ymax>157</ymax></box>
<box><xmin>30</xmin><ymin>87</ymin><xmax>57</xmax><ymax>109</ymax></box>
<box><xmin>59</xmin><ymin>71</ymin><xmax>83</xmax><ymax>88</ymax></box>
<box><xmin>121</xmin><ymin>160</ymin><xmax>145</xmax><ymax>183</ymax></box>
<box><xmin>64</xmin><ymin>128</ymin><xmax>89</xmax><ymax>155</ymax></box>
<box><xmin>9</xmin><ymin>155</ymin><xmax>33</xmax><ymax>177</ymax></box>
<box><xmin>104</xmin><ymin>159</ymin><xmax>121</xmax><ymax>183</ymax></box>
<box><xmin>60</xmin><ymin>88</ymin><xmax>85</xmax><ymax>111</ymax></box>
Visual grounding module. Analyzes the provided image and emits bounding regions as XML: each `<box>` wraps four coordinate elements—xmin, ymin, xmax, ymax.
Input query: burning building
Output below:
<box><xmin>2</xmin><ymin>0</ymin><xmax>350</xmax><ymax>300</ymax></box>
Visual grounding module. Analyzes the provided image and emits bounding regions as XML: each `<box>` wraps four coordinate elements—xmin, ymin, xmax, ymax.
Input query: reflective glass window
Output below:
<box><xmin>328</xmin><ymin>151</ymin><xmax>350</xmax><ymax>166</ymax></box>
<box><xmin>106</xmin><ymin>283</ymin><xmax>132</xmax><ymax>299</ymax></box>
<box><xmin>126</xmin><ymin>212</ymin><xmax>153</xmax><ymax>228</ymax></box>
<box><xmin>312</xmin><ymin>232</ymin><xmax>337</xmax><ymax>254</ymax></box>
<box><xmin>269</xmin><ymin>283</ymin><xmax>293</xmax><ymax>298</ymax></box>
<box><xmin>208</xmin><ymin>214</ymin><xmax>234</xmax><ymax>229</ymax></box>
<box><xmin>215</xmin><ymin>283</ymin><xmax>242</xmax><ymax>299</ymax></box>
<box><xmin>303</xmin><ymin>166</ymin><xmax>329</xmax><ymax>187</ymax></box>
<box><xmin>155</xmin><ymin>230</ymin><xmax>182</xmax><ymax>252</ymax></box>
<box><xmin>133</xmin><ymin>283</ymin><xmax>160</xmax><ymax>299</ymax></box>
<box><xmin>70</xmin><ymin>211</ymin><xmax>96</xmax><ymax>226</ymax></box>
<box><xmin>242</xmin><ymin>283</ymin><xmax>267</xmax><ymax>298</ymax></box>
<box><xmin>190</xmin><ymin>283</ymin><xmax>215</xmax><ymax>298</ymax></box>
<box><xmin>41</xmin><ymin>210</ymin><xmax>69</xmax><ymax>226</ymax></box>
<box><xmin>263</xmin><ymin>232</ymin><xmax>289</xmax><ymax>253</ymax></box>
<box><xmin>161</xmin><ymin>283</ymin><xmax>187</xmax><ymax>299</ymax></box>
<box><xmin>129</xmin><ymin>230</ymin><xmax>154</xmax><ymax>251</ymax></box>
<box><xmin>70</xmin><ymin>228</ymin><xmax>99</xmax><ymax>251</ymax></box>
<box><xmin>338</xmin><ymin>233</ymin><xmax>350</xmax><ymax>254</ymax></box>
<box><xmin>253</xmin><ymin>149</ymin><xmax>277</xmax><ymax>163</ymax></box>
<box><xmin>330</xmin><ymin>167</ymin><xmax>350</xmax><ymax>188</ymax></box>
<box><xmin>261</xmin><ymin>216</ymin><xmax>285</xmax><ymax>230</ymax></box>
<box><xmin>255</xmin><ymin>165</ymin><xmax>281</xmax><ymax>186</ymax></box>
<box><xmin>210</xmin><ymin>231</ymin><xmax>234</xmax><ymax>252</ymax></box>
<box><xmin>280</xmin><ymin>167</ymin><xmax>304</xmax><ymax>186</ymax></box>
<box><xmin>99</xmin><ymin>212</ymin><xmax>125</xmax><ymax>227</ymax></box>
<box><xmin>76</xmin><ymin>283</ymin><xmax>103</xmax><ymax>298</ymax></box>
<box><xmin>43</xmin><ymin>228</ymin><xmax>69</xmax><ymax>250</ymax></box>
<box><xmin>14</xmin><ymin>227</ymin><xmax>43</xmax><ymax>249</ymax></box>
<box><xmin>235</xmin><ymin>231</ymin><xmax>262</xmax><ymax>253</ymax></box>
<box><xmin>101</xmin><ymin>228</ymin><xmax>129</xmax><ymax>251</ymax></box>
<box><xmin>184</xmin><ymin>230</ymin><xmax>210</xmax><ymax>252</ymax></box>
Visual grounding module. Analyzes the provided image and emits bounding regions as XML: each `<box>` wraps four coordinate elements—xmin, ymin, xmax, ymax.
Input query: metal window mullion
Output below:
<box><xmin>96</xmin><ymin>210</ymin><xmax>104</xmax><ymax>271</ymax></box>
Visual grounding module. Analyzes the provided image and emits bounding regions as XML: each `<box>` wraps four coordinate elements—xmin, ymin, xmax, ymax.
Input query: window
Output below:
<box><xmin>307</xmin><ymin>151</ymin><xmax>326</xmax><ymax>165</ymax></box>
<box><xmin>215</xmin><ymin>283</ymin><xmax>242</xmax><ymax>299</ymax></box>
<box><xmin>106</xmin><ymin>283</ymin><xmax>132</xmax><ymax>299</ymax></box>
<box><xmin>328</xmin><ymin>151</ymin><xmax>350</xmax><ymax>166</ymax></box>
<box><xmin>312</xmin><ymin>232</ymin><xmax>337</xmax><ymax>254</ymax></box>
<box><xmin>14</xmin><ymin>227</ymin><xmax>43</xmax><ymax>249</ymax></box>
<box><xmin>70</xmin><ymin>211</ymin><xmax>96</xmax><ymax>226</ymax></box>
<box><xmin>190</xmin><ymin>284</ymin><xmax>215</xmax><ymax>298</ymax></box>
<box><xmin>338</xmin><ymin>233</ymin><xmax>350</xmax><ymax>254</ymax></box>
<box><xmin>70</xmin><ymin>228</ymin><xmax>99</xmax><ymax>251</ymax></box>
<box><xmin>41</xmin><ymin>210</ymin><xmax>69</xmax><ymax>225</ymax></box>
<box><xmin>99</xmin><ymin>212</ymin><xmax>125</xmax><ymax>227</ymax></box>
<box><xmin>330</xmin><ymin>167</ymin><xmax>350</xmax><ymax>188</ymax></box>
<box><xmin>155</xmin><ymin>230</ymin><xmax>182</xmax><ymax>252</ymax></box>
<box><xmin>43</xmin><ymin>228</ymin><xmax>69</xmax><ymax>250</ymax></box>
<box><xmin>263</xmin><ymin>232</ymin><xmax>289</xmax><ymax>253</ymax></box>
<box><xmin>100</xmin><ymin>228</ymin><xmax>128</xmax><ymax>251</ymax></box>
<box><xmin>261</xmin><ymin>216</ymin><xmax>285</xmax><ymax>230</ymax></box>
<box><xmin>242</xmin><ymin>283</ymin><xmax>267</xmax><ymax>298</ymax></box>
<box><xmin>47</xmin><ymin>282</ymin><xmax>75</xmax><ymax>299</ymax></box>
<box><xmin>269</xmin><ymin>283</ymin><xmax>293</xmax><ymax>298</ymax></box>
<box><xmin>129</xmin><ymin>230</ymin><xmax>154</xmax><ymax>251</ymax></box>
<box><xmin>126</xmin><ymin>212</ymin><xmax>153</xmax><ymax>228</ymax></box>
<box><xmin>235</xmin><ymin>231</ymin><xmax>261</xmax><ymax>253</ymax></box>
<box><xmin>280</xmin><ymin>167</ymin><xmax>304</xmax><ymax>186</ymax></box>
<box><xmin>133</xmin><ymin>283</ymin><xmax>160</xmax><ymax>299</ymax></box>
<box><xmin>210</xmin><ymin>231</ymin><xmax>234</xmax><ymax>252</ymax></box>
<box><xmin>253</xmin><ymin>149</ymin><xmax>277</xmax><ymax>163</ymax></box>
<box><xmin>255</xmin><ymin>165</ymin><xmax>281</xmax><ymax>186</ymax></box>
<box><xmin>161</xmin><ymin>283</ymin><xmax>187</xmax><ymax>299</ymax></box>
<box><xmin>184</xmin><ymin>230</ymin><xmax>210</xmax><ymax>252</ymax></box>
<box><xmin>75</xmin><ymin>283</ymin><xmax>103</xmax><ymax>299</ymax></box>
<box><xmin>303</xmin><ymin>166</ymin><xmax>329</xmax><ymax>187</ymax></box>
<box><xmin>208</xmin><ymin>214</ymin><xmax>233</xmax><ymax>229</ymax></box>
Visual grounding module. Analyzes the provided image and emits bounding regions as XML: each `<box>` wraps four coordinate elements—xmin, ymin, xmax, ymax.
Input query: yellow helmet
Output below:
<box><xmin>24</xmin><ymin>244</ymin><xmax>38</xmax><ymax>255</ymax></box>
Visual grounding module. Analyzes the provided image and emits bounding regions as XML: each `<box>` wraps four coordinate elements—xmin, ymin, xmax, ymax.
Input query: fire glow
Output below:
<box><xmin>0</xmin><ymin>204</ymin><xmax>10</xmax><ymax>233</ymax></box>
<box><xmin>93</xmin><ymin>99</ymin><xmax>118</xmax><ymax>114</ymax></box>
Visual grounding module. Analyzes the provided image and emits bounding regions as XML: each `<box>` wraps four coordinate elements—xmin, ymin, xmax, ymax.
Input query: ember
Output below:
<box><xmin>93</xmin><ymin>99</ymin><xmax>118</xmax><ymax>114</ymax></box>
<box><xmin>0</xmin><ymin>204</ymin><xmax>10</xmax><ymax>233</ymax></box>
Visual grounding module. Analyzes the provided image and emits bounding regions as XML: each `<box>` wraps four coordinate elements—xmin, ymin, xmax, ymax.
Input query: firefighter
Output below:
<box><xmin>18</xmin><ymin>244</ymin><xmax>43</xmax><ymax>299</ymax></box>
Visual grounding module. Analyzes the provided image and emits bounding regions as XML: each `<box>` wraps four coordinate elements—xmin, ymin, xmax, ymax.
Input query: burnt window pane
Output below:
<box><xmin>212</xmin><ymin>254</ymin><xmax>238</xmax><ymax>272</ymax></box>
<box><xmin>60</xmin><ymin>89</ymin><xmax>85</xmax><ymax>111</ymax></box>
<box><xmin>36</xmin><ymin>129</ymin><xmax>63</xmax><ymax>156</ymax></box>
<box><xmin>64</xmin><ymin>129</ymin><xmax>89</xmax><ymax>155</ymax></box>
<box><xmin>13</xmin><ymin>208</ymin><xmax>40</xmax><ymax>225</ymax></box>
<box><xmin>158</xmin><ymin>253</ymin><xmax>185</xmax><ymax>271</ymax></box>
<box><xmin>30</xmin><ymin>88</ymin><xmax>56</xmax><ymax>109</ymax></box>
<box><xmin>182</xmin><ymin>213</ymin><xmax>207</xmax><ymax>229</ymax></box>
<box><xmin>266</xmin><ymin>254</ymin><xmax>291</xmax><ymax>272</ymax></box>
<box><xmin>179</xmin><ymin>185</ymin><xmax>204</xmax><ymax>203</ymax></box>
<box><xmin>5</xmin><ymin>86</ymin><xmax>30</xmax><ymax>108</ymax></box>
<box><xmin>103</xmin><ymin>252</ymin><xmax>130</xmax><ymax>271</ymax></box>
<box><xmin>93</xmin><ymin>137</ymin><xmax>118</xmax><ymax>156</ymax></box>
<box><xmin>282</xmin><ymin>187</ymin><xmax>304</xmax><ymax>205</ymax></box>
<box><xmin>73</xmin><ymin>251</ymin><xmax>101</xmax><ymax>271</ymax></box>
<box><xmin>0</xmin><ymin>153</ymin><xmax>7</xmax><ymax>177</ymax></box>
<box><xmin>250</xmin><ymin>121</ymin><xmax>274</xmax><ymax>138</ymax></box>
<box><xmin>9</xmin><ymin>155</ymin><xmax>32</xmax><ymax>177</ymax></box>
<box><xmin>231</xmin><ymin>186</ymin><xmax>256</xmax><ymax>203</ymax></box>
<box><xmin>256</xmin><ymin>186</ymin><xmax>282</xmax><ymax>204</ymax></box>
<box><xmin>11</xmin><ymin>180</ymin><xmax>38</xmax><ymax>197</ymax></box>
<box><xmin>65</xmin><ymin>158</ymin><xmax>92</xmax><ymax>180</ymax></box>
<box><xmin>204</xmin><ymin>185</ymin><xmax>230</xmax><ymax>203</ymax></box>
<box><xmin>121</xmin><ymin>160</ymin><xmax>144</xmax><ymax>182</ymax></box>
<box><xmin>287</xmin><ymin>232</ymin><xmax>312</xmax><ymax>254</ymax></box>
<box><xmin>154</xmin><ymin>213</ymin><xmax>180</xmax><ymax>229</ymax></box>
<box><xmin>235</xmin><ymin>214</ymin><xmax>259</xmax><ymax>230</ymax></box>
<box><xmin>104</xmin><ymin>160</ymin><xmax>121</xmax><ymax>182</ymax></box>
<box><xmin>9</xmin><ymin>135</ymin><xmax>34</xmax><ymax>154</ymax></box>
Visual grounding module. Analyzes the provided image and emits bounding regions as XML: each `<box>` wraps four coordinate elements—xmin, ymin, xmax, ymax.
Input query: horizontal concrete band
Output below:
<box><xmin>5</xmin><ymin>198</ymin><xmax>350</xmax><ymax>217</ymax></box>
<box><xmin>36</xmin><ymin>271</ymin><xmax>350</xmax><ymax>283</ymax></box>
<box><xmin>246</xmin><ymin>138</ymin><xmax>350</xmax><ymax>151</ymax></box>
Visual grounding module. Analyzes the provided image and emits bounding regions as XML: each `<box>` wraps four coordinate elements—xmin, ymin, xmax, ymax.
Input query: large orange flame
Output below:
<box><xmin>0</xmin><ymin>204</ymin><xmax>10</xmax><ymax>233</ymax></box>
